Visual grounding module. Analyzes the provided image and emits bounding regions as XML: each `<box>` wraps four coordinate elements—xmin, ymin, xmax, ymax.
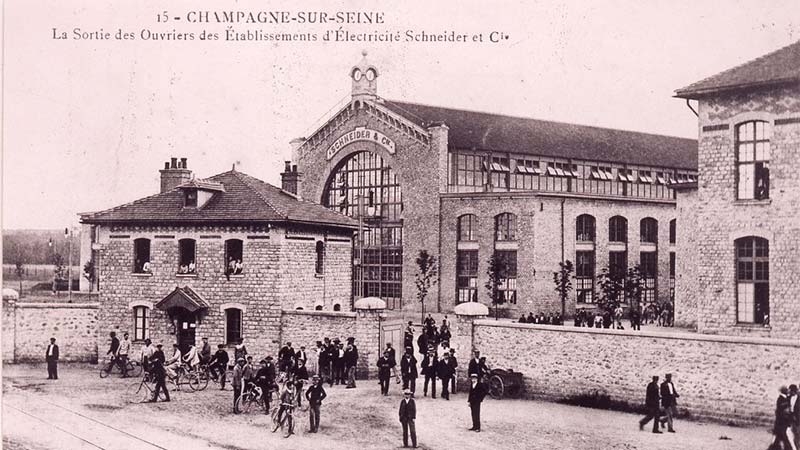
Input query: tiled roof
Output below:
<box><xmin>675</xmin><ymin>40</ymin><xmax>800</xmax><ymax>99</ymax></box>
<box><xmin>155</xmin><ymin>286</ymin><xmax>209</xmax><ymax>313</ymax></box>
<box><xmin>382</xmin><ymin>100</ymin><xmax>697</xmax><ymax>170</ymax></box>
<box><xmin>177</xmin><ymin>178</ymin><xmax>225</xmax><ymax>192</ymax></box>
<box><xmin>80</xmin><ymin>170</ymin><xmax>358</xmax><ymax>229</ymax></box>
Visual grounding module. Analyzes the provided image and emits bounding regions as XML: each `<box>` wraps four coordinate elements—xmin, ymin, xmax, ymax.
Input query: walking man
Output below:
<box><xmin>305</xmin><ymin>375</ymin><xmax>327</xmax><ymax>433</ymax></box>
<box><xmin>448</xmin><ymin>349</ymin><xmax>458</xmax><ymax>394</ymax></box>
<box><xmin>149</xmin><ymin>343</ymin><xmax>170</xmax><ymax>402</ymax></box>
<box><xmin>437</xmin><ymin>352</ymin><xmax>455</xmax><ymax>400</ymax></box>
<box><xmin>467</xmin><ymin>373</ymin><xmax>487</xmax><ymax>432</ymax></box>
<box><xmin>399</xmin><ymin>389</ymin><xmax>418</xmax><ymax>448</ymax></box>
<box><xmin>377</xmin><ymin>351</ymin><xmax>393</xmax><ymax>396</ymax></box>
<box><xmin>421</xmin><ymin>349</ymin><xmax>438</xmax><ymax>398</ymax></box>
<box><xmin>105</xmin><ymin>331</ymin><xmax>120</xmax><ymax>374</ymax></box>
<box><xmin>639</xmin><ymin>375</ymin><xmax>662</xmax><ymax>433</ymax></box>
<box><xmin>45</xmin><ymin>337</ymin><xmax>59</xmax><ymax>380</ymax></box>
<box><xmin>659</xmin><ymin>373</ymin><xmax>680</xmax><ymax>432</ymax></box>
<box><xmin>401</xmin><ymin>347</ymin><xmax>418</xmax><ymax>394</ymax></box>
<box><xmin>118</xmin><ymin>332</ymin><xmax>131</xmax><ymax>377</ymax></box>
<box><xmin>773</xmin><ymin>386</ymin><xmax>796</xmax><ymax>450</ymax></box>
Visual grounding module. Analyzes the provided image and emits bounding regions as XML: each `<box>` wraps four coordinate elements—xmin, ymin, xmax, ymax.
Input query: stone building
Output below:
<box><xmin>674</xmin><ymin>40</ymin><xmax>800</xmax><ymax>338</ymax></box>
<box><xmin>289</xmin><ymin>53</ymin><xmax>698</xmax><ymax>317</ymax></box>
<box><xmin>79</xmin><ymin>159</ymin><xmax>357</xmax><ymax>354</ymax></box>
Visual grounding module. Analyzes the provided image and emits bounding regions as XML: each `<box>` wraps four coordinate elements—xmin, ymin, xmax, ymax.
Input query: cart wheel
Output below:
<box><xmin>488</xmin><ymin>375</ymin><xmax>504</xmax><ymax>399</ymax></box>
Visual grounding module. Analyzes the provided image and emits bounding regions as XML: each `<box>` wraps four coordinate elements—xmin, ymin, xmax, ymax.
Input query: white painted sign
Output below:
<box><xmin>326</xmin><ymin>126</ymin><xmax>396</xmax><ymax>160</ymax></box>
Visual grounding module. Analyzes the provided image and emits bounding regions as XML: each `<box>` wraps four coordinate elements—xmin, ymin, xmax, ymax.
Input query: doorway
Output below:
<box><xmin>175</xmin><ymin>310</ymin><xmax>197</xmax><ymax>354</ymax></box>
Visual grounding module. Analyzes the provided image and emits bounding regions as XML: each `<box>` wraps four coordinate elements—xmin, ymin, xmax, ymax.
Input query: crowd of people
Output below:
<box><xmin>770</xmin><ymin>384</ymin><xmax>800</xmax><ymax>450</ymax></box>
<box><xmin>518</xmin><ymin>311</ymin><xmax>564</xmax><ymax>325</ymax></box>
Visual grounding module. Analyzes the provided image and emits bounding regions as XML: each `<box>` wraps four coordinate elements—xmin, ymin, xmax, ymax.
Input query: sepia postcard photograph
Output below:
<box><xmin>3</xmin><ymin>1</ymin><xmax>800</xmax><ymax>449</ymax></box>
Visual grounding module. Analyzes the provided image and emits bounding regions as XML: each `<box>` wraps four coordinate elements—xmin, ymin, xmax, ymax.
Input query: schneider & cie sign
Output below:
<box><xmin>326</xmin><ymin>126</ymin><xmax>396</xmax><ymax>160</ymax></box>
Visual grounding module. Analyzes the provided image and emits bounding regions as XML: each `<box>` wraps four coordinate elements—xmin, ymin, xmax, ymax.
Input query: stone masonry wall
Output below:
<box><xmin>472</xmin><ymin>320</ymin><xmax>799</xmax><ymax>425</ymax></box>
<box><xmin>5</xmin><ymin>302</ymin><xmax>99</xmax><ymax>363</ymax></box>
<box><xmin>675</xmin><ymin>188</ymin><xmax>698</xmax><ymax>328</ymax></box>
<box><xmin>2</xmin><ymin>297</ymin><xmax>16</xmax><ymax>362</ymax></box>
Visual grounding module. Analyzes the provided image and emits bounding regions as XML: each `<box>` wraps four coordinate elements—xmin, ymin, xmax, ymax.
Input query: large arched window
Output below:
<box><xmin>458</xmin><ymin>214</ymin><xmax>477</xmax><ymax>241</ymax></box>
<box><xmin>495</xmin><ymin>213</ymin><xmax>517</xmax><ymax>241</ymax></box>
<box><xmin>640</xmin><ymin>218</ymin><xmax>658</xmax><ymax>244</ymax></box>
<box><xmin>323</xmin><ymin>151</ymin><xmax>403</xmax><ymax>309</ymax></box>
<box><xmin>736</xmin><ymin>121</ymin><xmax>770</xmax><ymax>200</ymax></box>
<box><xmin>609</xmin><ymin>216</ymin><xmax>628</xmax><ymax>243</ymax></box>
<box><xmin>735</xmin><ymin>237</ymin><xmax>769</xmax><ymax>324</ymax></box>
<box><xmin>576</xmin><ymin>214</ymin><xmax>596</xmax><ymax>242</ymax></box>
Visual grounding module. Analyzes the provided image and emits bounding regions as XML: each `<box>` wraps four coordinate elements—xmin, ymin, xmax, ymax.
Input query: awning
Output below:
<box><xmin>155</xmin><ymin>286</ymin><xmax>209</xmax><ymax>313</ymax></box>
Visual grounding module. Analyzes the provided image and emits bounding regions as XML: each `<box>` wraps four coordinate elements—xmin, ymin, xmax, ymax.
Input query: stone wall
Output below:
<box><xmin>2</xmin><ymin>301</ymin><xmax>99</xmax><ymax>363</ymax></box>
<box><xmin>675</xmin><ymin>188</ymin><xmax>698</xmax><ymax>328</ymax></box>
<box><xmin>470</xmin><ymin>319</ymin><xmax>799</xmax><ymax>425</ymax></box>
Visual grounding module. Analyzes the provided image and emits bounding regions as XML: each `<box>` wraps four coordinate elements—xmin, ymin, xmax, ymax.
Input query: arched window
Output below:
<box><xmin>576</xmin><ymin>215</ymin><xmax>596</xmax><ymax>242</ymax></box>
<box><xmin>609</xmin><ymin>216</ymin><xmax>628</xmax><ymax>243</ymax></box>
<box><xmin>314</xmin><ymin>305</ymin><xmax>323</xmax><ymax>311</ymax></box>
<box><xmin>736</xmin><ymin>121</ymin><xmax>770</xmax><ymax>200</ymax></box>
<box><xmin>225</xmin><ymin>308</ymin><xmax>243</xmax><ymax>344</ymax></box>
<box><xmin>640</xmin><ymin>218</ymin><xmax>658</xmax><ymax>244</ymax></box>
<box><xmin>178</xmin><ymin>239</ymin><xmax>196</xmax><ymax>274</ymax></box>
<box><xmin>133</xmin><ymin>238</ymin><xmax>151</xmax><ymax>273</ymax></box>
<box><xmin>735</xmin><ymin>237</ymin><xmax>769</xmax><ymax>324</ymax></box>
<box><xmin>133</xmin><ymin>306</ymin><xmax>149</xmax><ymax>341</ymax></box>
<box><xmin>495</xmin><ymin>213</ymin><xmax>517</xmax><ymax>241</ymax></box>
<box><xmin>457</xmin><ymin>214</ymin><xmax>477</xmax><ymax>241</ymax></box>
<box><xmin>315</xmin><ymin>241</ymin><xmax>325</xmax><ymax>275</ymax></box>
<box><xmin>669</xmin><ymin>219</ymin><xmax>676</xmax><ymax>245</ymax></box>
<box><xmin>333</xmin><ymin>304</ymin><xmax>342</xmax><ymax>312</ymax></box>
<box><xmin>225</xmin><ymin>239</ymin><xmax>243</xmax><ymax>276</ymax></box>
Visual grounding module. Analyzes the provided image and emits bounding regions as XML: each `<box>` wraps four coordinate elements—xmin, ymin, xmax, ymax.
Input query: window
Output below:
<box><xmin>736</xmin><ymin>237</ymin><xmax>769</xmax><ymax>324</ymax></box>
<box><xmin>640</xmin><ymin>218</ymin><xmax>658</xmax><ymax>244</ymax></box>
<box><xmin>458</xmin><ymin>214</ymin><xmax>477</xmax><ymax>242</ymax></box>
<box><xmin>495</xmin><ymin>213</ymin><xmax>517</xmax><ymax>241</ymax></box>
<box><xmin>315</xmin><ymin>241</ymin><xmax>325</xmax><ymax>275</ymax></box>
<box><xmin>133</xmin><ymin>306</ymin><xmax>149</xmax><ymax>341</ymax></box>
<box><xmin>487</xmin><ymin>157</ymin><xmax>510</xmax><ymax>189</ymax></box>
<box><xmin>314</xmin><ymin>305</ymin><xmax>323</xmax><ymax>311</ymax></box>
<box><xmin>225</xmin><ymin>308</ymin><xmax>242</xmax><ymax>344</ymax></box>
<box><xmin>547</xmin><ymin>162</ymin><xmax>578</xmax><ymax>177</ymax></box>
<box><xmin>576</xmin><ymin>214</ymin><xmax>596</xmax><ymax>242</ymax></box>
<box><xmin>333</xmin><ymin>304</ymin><xmax>342</xmax><ymax>311</ymax></box>
<box><xmin>576</xmin><ymin>251</ymin><xmax>595</xmax><ymax>303</ymax></box>
<box><xmin>184</xmin><ymin>189</ymin><xmax>198</xmax><ymax>207</ymax></box>
<box><xmin>456</xmin><ymin>250</ymin><xmax>479</xmax><ymax>303</ymax></box>
<box><xmin>609</xmin><ymin>216</ymin><xmax>628</xmax><ymax>243</ymax></box>
<box><xmin>638</xmin><ymin>170</ymin><xmax>654</xmax><ymax>183</ymax></box>
<box><xmin>178</xmin><ymin>239</ymin><xmax>196</xmax><ymax>274</ymax></box>
<box><xmin>225</xmin><ymin>239</ymin><xmax>243</xmax><ymax>275</ymax></box>
<box><xmin>669</xmin><ymin>252</ymin><xmax>676</xmax><ymax>302</ymax></box>
<box><xmin>133</xmin><ymin>238</ymin><xmax>151</xmax><ymax>273</ymax></box>
<box><xmin>590</xmin><ymin>166</ymin><xmax>613</xmax><ymax>180</ymax></box>
<box><xmin>617</xmin><ymin>169</ymin><xmax>635</xmax><ymax>182</ymax></box>
<box><xmin>515</xmin><ymin>159</ymin><xmax>542</xmax><ymax>175</ymax></box>
<box><xmin>452</xmin><ymin>154</ymin><xmax>486</xmax><ymax>188</ymax></box>
<box><xmin>736</xmin><ymin>121</ymin><xmax>770</xmax><ymax>200</ymax></box>
<box><xmin>609</xmin><ymin>251</ymin><xmax>627</xmax><ymax>279</ymax></box>
<box><xmin>640</xmin><ymin>252</ymin><xmax>657</xmax><ymax>304</ymax></box>
<box><xmin>494</xmin><ymin>250</ymin><xmax>517</xmax><ymax>304</ymax></box>
<box><xmin>669</xmin><ymin>219</ymin><xmax>676</xmax><ymax>245</ymax></box>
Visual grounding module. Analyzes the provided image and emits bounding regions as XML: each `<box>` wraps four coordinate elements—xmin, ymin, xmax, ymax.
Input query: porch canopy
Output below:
<box><xmin>155</xmin><ymin>286</ymin><xmax>209</xmax><ymax>313</ymax></box>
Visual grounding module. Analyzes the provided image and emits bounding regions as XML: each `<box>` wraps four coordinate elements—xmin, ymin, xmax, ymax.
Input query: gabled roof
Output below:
<box><xmin>675</xmin><ymin>40</ymin><xmax>800</xmax><ymax>99</ymax></box>
<box><xmin>80</xmin><ymin>170</ymin><xmax>358</xmax><ymax>229</ymax></box>
<box><xmin>155</xmin><ymin>286</ymin><xmax>209</xmax><ymax>313</ymax></box>
<box><xmin>382</xmin><ymin>100</ymin><xmax>697</xmax><ymax>170</ymax></box>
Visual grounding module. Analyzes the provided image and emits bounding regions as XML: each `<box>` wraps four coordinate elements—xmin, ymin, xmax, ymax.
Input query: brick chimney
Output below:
<box><xmin>159</xmin><ymin>157</ymin><xmax>192</xmax><ymax>193</ymax></box>
<box><xmin>280</xmin><ymin>161</ymin><xmax>302</xmax><ymax>197</ymax></box>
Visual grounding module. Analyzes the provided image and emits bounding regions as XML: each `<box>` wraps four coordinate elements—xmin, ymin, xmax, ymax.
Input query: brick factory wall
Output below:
<box><xmin>675</xmin><ymin>188</ymin><xmax>698</xmax><ymax>328</ymax></box>
<box><xmin>470</xmin><ymin>319</ymin><xmax>799</xmax><ymax>425</ymax></box>
<box><xmin>3</xmin><ymin>301</ymin><xmax>99</xmax><ymax>363</ymax></box>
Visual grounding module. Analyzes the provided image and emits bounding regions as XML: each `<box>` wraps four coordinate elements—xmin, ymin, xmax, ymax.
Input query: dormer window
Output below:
<box><xmin>184</xmin><ymin>189</ymin><xmax>198</xmax><ymax>208</ymax></box>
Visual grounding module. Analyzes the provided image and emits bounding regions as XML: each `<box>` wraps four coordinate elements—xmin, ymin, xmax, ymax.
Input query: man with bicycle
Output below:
<box><xmin>255</xmin><ymin>359</ymin><xmax>274</xmax><ymax>412</ymax></box>
<box><xmin>273</xmin><ymin>380</ymin><xmax>296</xmax><ymax>435</ymax></box>
<box><xmin>104</xmin><ymin>331</ymin><xmax>120</xmax><ymax>375</ymax></box>
<box><xmin>118</xmin><ymin>332</ymin><xmax>131</xmax><ymax>377</ymax></box>
<box><xmin>209</xmin><ymin>344</ymin><xmax>229</xmax><ymax>390</ymax></box>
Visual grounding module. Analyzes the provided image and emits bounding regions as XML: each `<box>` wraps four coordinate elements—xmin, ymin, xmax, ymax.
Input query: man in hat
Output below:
<box><xmin>305</xmin><ymin>375</ymin><xmax>327</xmax><ymax>433</ymax></box>
<box><xmin>437</xmin><ymin>352</ymin><xmax>455</xmax><ymax>400</ymax></box>
<box><xmin>149</xmin><ymin>344</ymin><xmax>169</xmax><ymax>402</ymax></box>
<box><xmin>377</xmin><ymin>350</ymin><xmax>393</xmax><ymax>396</ymax></box>
<box><xmin>385</xmin><ymin>342</ymin><xmax>400</xmax><ymax>384</ymax></box>
<box><xmin>209</xmin><ymin>344</ymin><xmax>229</xmax><ymax>389</ymax></box>
<box><xmin>400</xmin><ymin>347</ymin><xmax>418</xmax><ymax>394</ymax></box>
<box><xmin>333</xmin><ymin>340</ymin><xmax>345</xmax><ymax>385</ymax></box>
<box><xmin>45</xmin><ymin>337</ymin><xmax>59</xmax><ymax>380</ymax></box>
<box><xmin>467</xmin><ymin>373</ymin><xmax>487</xmax><ymax>431</ymax></box>
<box><xmin>255</xmin><ymin>359</ymin><xmax>273</xmax><ymax>411</ymax></box>
<box><xmin>344</xmin><ymin>339</ymin><xmax>359</xmax><ymax>388</ymax></box>
<box><xmin>404</xmin><ymin>322</ymin><xmax>414</xmax><ymax>350</ymax></box>
<box><xmin>199</xmin><ymin>337</ymin><xmax>212</xmax><ymax>366</ymax></box>
<box><xmin>448</xmin><ymin>348</ymin><xmax>458</xmax><ymax>394</ymax></box>
<box><xmin>659</xmin><ymin>373</ymin><xmax>680</xmax><ymax>432</ymax></box>
<box><xmin>118</xmin><ymin>332</ymin><xmax>131</xmax><ymax>377</ymax></box>
<box><xmin>774</xmin><ymin>385</ymin><xmax>795</xmax><ymax>449</ymax></box>
<box><xmin>232</xmin><ymin>357</ymin><xmax>246</xmax><ymax>413</ymax></box>
<box><xmin>639</xmin><ymin>376</ymin><xmax>662</xmax><ymax>433</ymax></box>
<box><xmin>399</xmin><ymin>389</ymin><xmax>417</xmax><ymax>448</ymax></box>
<box><xmin>421</xmin><ymin>348</ymin><xmax>438</xmax><ymax>398</ymax></box>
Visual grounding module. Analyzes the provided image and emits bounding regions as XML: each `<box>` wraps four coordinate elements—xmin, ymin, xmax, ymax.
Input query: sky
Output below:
<box><xmin>3</xmin><ymin>0</ymin><xmax>800</xmax><ymax>230</ymax></box>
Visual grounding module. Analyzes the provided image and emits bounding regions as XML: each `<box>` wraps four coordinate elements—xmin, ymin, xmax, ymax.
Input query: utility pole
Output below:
<box><xmin>66</xmin><ymin>227</ymin><xmax>73</xmax><ymax>303</ymax></box>
<box><xmin>356</xmin><ymin>194</ymin><xmax>364</xmax><ymax>300</ymax></box>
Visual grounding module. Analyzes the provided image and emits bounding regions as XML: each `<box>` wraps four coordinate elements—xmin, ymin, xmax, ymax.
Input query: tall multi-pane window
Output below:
<box><xmin>669</xmin><ymin>252</ymin><xmax>676</xmax><ymax>302</ymax></box>
<box><xmin>609</xmin><ymin>251</ymin><xmax>627</xmax><ymax>279</ymax></box>
<box><xmin>495</xmin><ymin>213</ymin><xmax>517</xmax><ymax>241</ymax></box>
<box><xmin>178</xmin><ymin>239</ymin><xmax>196</xmax><ymax>273</ymax></box>
<box><xmin>488</xmin><ymin>157</ymin><xmax>510</xmax><ymax>189</ymax></box>
<box><xmin>640</xmin><ymin>252</ymin><xmax>657</xmax><ymax>304</ymax></box>
<box><xmin>225</xmin><ymin>239</ymin><xmax>243</xmax><ymax>275</ymax></box>
<box><xmin>133</xmin><ymin>306</ymin><xmax>149</xmax><ymax>341</ymax></box>
<box><xmin>576</xmin><ymin>214</ymin><xmax>596</xmax><ymax>242</ymax></box>
<box><xmin>669</xmin><ymin>219</ymin><xmax>676</xmax><ymax>245</ymax></box>
<box><xmin>640</xmin><ymin>218</ymin><xmax>658</xmax><ymax>244</ymax></box>
<box><xmin>494</xmin><ymin>250</ymin><xmax>517</xmax><ymax>304</ymax></box>
<box><xmin>609</xmin><ymin>216</ymin><xmax>628</xmax><ymax>243</ymax></box>
<box><xmin>225</xmin><ymin>308</ymin><xmax>243</xmax><ymax>344</ymax></box>
<box><xmin>452</xmin><ymin>153</ymin><xmax>486</xmax><ymax>189</ymax></box>
<box><xmin>736</xmin><ymin>121</ymin><xmax>770</xmax><ymax>200</ymax></box>
<box><xmin>735</xmin><ymin>237</ymin><xmax>769</xmax><ymax>324</ymax></box>
<box><xmin>315</xmin><ymin>241</ymin><xmax>325</xmax><ymax>275</ymax></box>
<box><xmin>458</xmin><ymin>214</ymin><xmax>477</xmax><ymax>241</ymax></box>
<box><xmin>576</xmin><ymin>251</ymin><xmax>595</xmax><ymax>303</ymax></box>
<box><xmin>133</xmin><ymin>238</ymin><xmax>151</xmax><ymax>273</ymax></box>
<box><xmin>456</xmin><ymin>250</ymin><xmax>479</xmax><ymax>303</ymax></box>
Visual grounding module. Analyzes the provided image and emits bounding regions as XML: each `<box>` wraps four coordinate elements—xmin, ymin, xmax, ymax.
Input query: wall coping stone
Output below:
<box><xmin>473</xmin><ymin>320</ymin><xmax>800</xmax><ymax>348</ymax></box>
<box><xmin>281</xmin><ymin>309</ymin><xmax>357</xmax><ymax>319</ymax></box>
<box><xmin>15</xmin><ymin>302</ymin><xmax>100</xmax><ymax>310</ymax></box>
<box><xmin>455</xmin><ymin>302</ymin><xmax>489</xmax><ymax>316</ymax></box>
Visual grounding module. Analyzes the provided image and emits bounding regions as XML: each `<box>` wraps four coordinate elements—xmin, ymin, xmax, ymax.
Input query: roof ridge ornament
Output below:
<box><xmin>351</xmin><ymin>50</ymin><xmax>378</xmax><ymax>101</ymax></box>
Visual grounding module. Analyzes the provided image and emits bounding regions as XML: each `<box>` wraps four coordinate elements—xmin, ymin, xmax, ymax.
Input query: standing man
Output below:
<box><xmin>117</xmin><ymin>333</ymin><xmax>131</xmax><ymax>377</ymax></box>
<box><xmin>404</xmin><ymin>322</ymin><xmax>414</xmax><ymax>351</ymax></box>
<box><xmin>333</xmin><ymin>341</ymin><xmax>345</xmax><ymax>385</ymax></box>
<box><xmin>296</xmin><ymin>345</ymin><xmax>308</xmax><ymax>368</ymax></box>
<box><xmin>45</xmin><ymin>337</ymin><xmax>59</xmax><ymax>380</ymax></box>
<box><xmin>105</xmin><ymin>331</ymin><xmax>120</xmax><ymax>374</ymax></box>
<box><xmin>377</xmin><ymin>351</ymin><xmax>393</xmax><ymax>396</ymax></box>
<box><xmin>448</xmin><ymin>349</ymin><xmax>458</xmax><ymax>394</ymax></box>
<box><xmin>639</xmin><ymin>375</ymin><xmax>662</xmax><ymax>433</ymax></box>
<box><xmin>400</xmin><ymin>347</ymin><xmax>418</xmax><ymax>394</ymax></box>
<box><xmin>774</xmin><ymin>386</ymin><xmax>795</xmax><ymax>450</ymax></box>
<box><xmin>467</xmin><ymin>373</ymin><xmax>487</xmax><ymax>432</ymax></box>
<box><xmin>399</xmin><ymin>389</ymin><xmax>418</xmax><ymax>448</ymax></box>
<box><xmin>199</xmin><ymin>337</ymin><xmax>212</xmax><ymax>366</ymax></box>
<box><xmin>659</xmin><ymin>373</ymin><xmax>680</xmax><ymax>432</ymax></box>
<box><xmin>345</xmin><ymin>338</ymin><xmax>359</xmax><ymax>388</ymax></box>
<box><xmin>385</xmin><ymin>342</ymin><xmax>400</xmax><ymax>384</ymax></box>
<box><xmin>149</xmin><ymin>344</ymin><xmax>170</xmax><ymax>403</ymax></box>
<box><xmin>306</xmin><ymin>375</ymin><xmax>327</xmax><ymax>433</ymax></box>
<box><xmin>140</xmin><ymin>338</ymin><xmax>154</xmax><ymax>374</ymax></box>
<box><xmin>467</xmin><ymin>350</ymin><xmax>484</xmax><ymax>382</ymax></box>
<box><xmin>437</xmin><ymin>352</ymin><xmax>455</xmax><ymax>400</ymax></box>
<box><xmin>790</xmin><ymin>384</ymin><xmax>800</xmax><ymax>449</ymax></box>
<box><xmin>421</xmin><ymin>349</ymin><xmax>438</xmax><ymax>399</ymax></box>
<box><xmin>232</xmin><ymin>357</ymin><xmax>245</xmax><ymax>413</ymax></box>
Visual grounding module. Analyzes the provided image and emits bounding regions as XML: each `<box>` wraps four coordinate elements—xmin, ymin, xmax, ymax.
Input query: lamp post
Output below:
<box><xmin>48</xmin><ymin>237</ymin><xmax>56</xmax><ymax>295</ymax></box>
<box><xmin>65</xmin><ymin>227</ymin><xmax>73</xmax><ymax>303</ymax></box>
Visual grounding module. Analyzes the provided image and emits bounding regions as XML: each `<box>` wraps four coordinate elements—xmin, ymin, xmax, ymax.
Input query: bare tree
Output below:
<box><xmin>415</xmin><ymin>250</ymin><xmax>438</xmax><ymax>323</ymax></box>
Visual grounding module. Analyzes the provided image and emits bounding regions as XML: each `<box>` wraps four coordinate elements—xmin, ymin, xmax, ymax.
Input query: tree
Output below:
<box><xmin>552</xmin><ymin>260</ymin><xmax>574</xmax><ymax>319</ymax></box>
<box><xmin>624</xmin><ymin>265</ymin><xmax>644</xmax><ymax>312</ymax></box>
<box><xmin>83</xmin><ymin>260</ymin><xmax>96</xmax><ymax>292</ymax></box>
<box><xmin>485</xmin><ymin>253</ymin><xmax>509</xmax><ymax>320</ymax></box>
<box><xmin>597</xmin><ymin>266</ymin><xmax>625</xmax><ymax>314</ymax></box>
<box><xmin>6</xmin><ymin>240</ymin><xmax>27</xmax><ymax>296</ymax></box>
<box><xmin>52</xmin><ymin>253</ymin><xmax>66</xmax><ymax>293</ymax></box>
<box><xmin>414</xmin><ymin>250</ymin><xmax>438</xmax><ymax>323</ymax></box>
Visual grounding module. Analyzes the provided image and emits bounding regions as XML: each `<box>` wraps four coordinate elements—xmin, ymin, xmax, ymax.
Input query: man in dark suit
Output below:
<box><xmin>399</xmin><ymin>389</ymin><xmax>417</xmax><ymax>448</ymax></box>
<box><xmin>377</xmin><ymin>351</ymin><xmax>393</xmax><ymax>395</ymax></box>
<box><xmin>421</xmin><ymin>350</ymin><xmax>438</xmax><ymax>398</ymax></box>
<box><xmin>149</xmin><ymin>343</ymin><xmax>170</xmax><ymax>402</ymax></box>
<box><xmin>448</xmin><ymin>349</ymin><xmax>458</xmax><ymax>394</ymax></box>
<box><xmin>437</xmin><ymin>352</ymin><xmax>455</xmax><ymax>400</ymax></box>
<box><xmin>45</xmin><ymin>337</ymin><xmax>59</xmax><ymax>380</ymax></box>
<box><xmin>659</xmin><ymin>373</ymin><xmax>679</xmax><ymax>432</ymax></box>
<box><xmin>639</xmin><ymin>375</ymin><xmax>662</xmax><ymax>433</ymax></box>
<box><xmin>467</xmin><ymin>350</ymin><xmax>485</xmax><ymax>382</ymax></box>
<box><xmin>789</xmin><ymin>384</ymin><xmax>799</xmax><ymax>448</ymax></box>
<box><xmin>774</xmin><ymin>386</ymin><xmax>794</xmax><ymax>449</ymax></box>
<box><xmin>400</xmin><ymin>347</ymin><xmax>418</xmax><ymax>394</ymax></box>
<box><xmin>467</xmin><ymin>373</ymin><xmax>487</xmax><ymax>432</ymax></box>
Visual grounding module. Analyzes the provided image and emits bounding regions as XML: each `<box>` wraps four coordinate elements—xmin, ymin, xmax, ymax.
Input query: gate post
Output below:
<box><xmin>453</xmin><ymin>302</ymin><xmax>489</xmax><ymax>392</ymax></box>
<box><xmin>354</xmin><ymin>297</ymin><xmax>387</xmax><ymax>379</ymax></box>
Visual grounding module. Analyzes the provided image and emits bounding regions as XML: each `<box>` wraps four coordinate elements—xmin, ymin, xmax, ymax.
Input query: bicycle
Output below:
<box><xmin>166</xmin><ymin>363</ymin><xmax>202</xmax><ymax>391</ymax></box>
<box><xmin>128</xmin><ymin>371</ymin><xmax>167</xmax><ymax>403</ymax></box>
<box><xmin>235</xmin><ymin>382</ymin><xmax>269</xmax><ymax>414</ymax></box>
<box><xmin>271</xmin><ymin>402</ymin><xmax>295</xmax><ymax>438</ymax></box>
<box><xmin>99</xmin><ymin>356</ymin><xmax>142</xmax><ymax>378</ymax></box>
